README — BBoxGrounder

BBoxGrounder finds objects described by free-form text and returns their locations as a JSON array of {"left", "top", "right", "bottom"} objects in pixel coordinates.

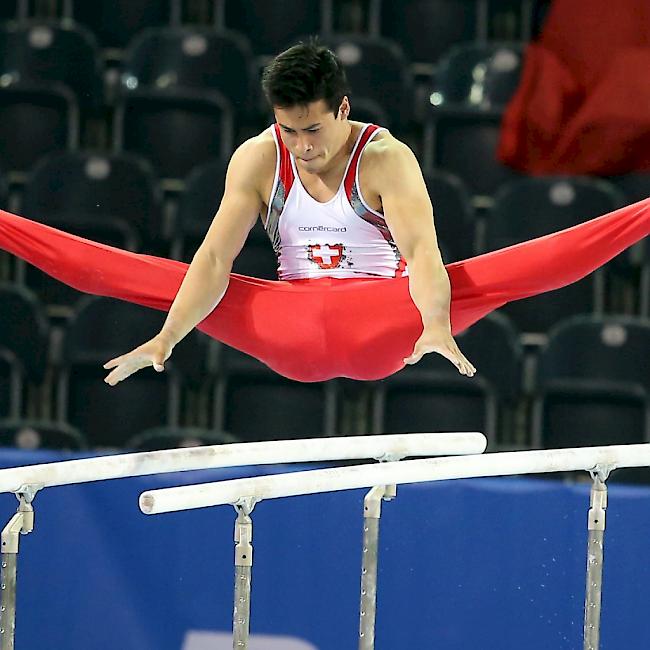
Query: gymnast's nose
[{"left": 296, "top": 134, "right": 313, "bottom": 154}]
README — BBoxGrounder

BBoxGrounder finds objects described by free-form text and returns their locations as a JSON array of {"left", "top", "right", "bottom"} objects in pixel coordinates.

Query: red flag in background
[{"left": 498, "top": 0, "right": 650, "bottom": 175}]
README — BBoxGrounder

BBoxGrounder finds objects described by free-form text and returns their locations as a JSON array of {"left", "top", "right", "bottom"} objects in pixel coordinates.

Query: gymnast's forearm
[
  {"left": 157, "top": 248, "right": 231, "bottom": 348},
  {"left": 406, "top": 247, "right": 452, "bottom": 330}
]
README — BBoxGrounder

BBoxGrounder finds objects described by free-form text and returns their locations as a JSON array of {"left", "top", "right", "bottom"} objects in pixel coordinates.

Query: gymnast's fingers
[
  {"left": 103, "top": 355, "right": 125, "bottom": 369},
  {"left": 452, "top": 341, "right": 476, "bottom": 376},
  {"left": 448, "top": 344, "right": 476, "bottom": 377},
  {"left": 434, "top": 341, "right": 475, "bottom": 377},
  {"left": 104, "top": 354, "right": 151, "bottom": 386},
  {"left": 445, "top": 350, "right": 471, "bottom": 376},
  {"left": 103, "top": 336, "right": 172, "bottom": 385}
]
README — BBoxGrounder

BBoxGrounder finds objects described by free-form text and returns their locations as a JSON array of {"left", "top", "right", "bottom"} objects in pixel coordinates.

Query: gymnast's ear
[{"left": 337, "top": 97, "right": 350, "bottom": 120}]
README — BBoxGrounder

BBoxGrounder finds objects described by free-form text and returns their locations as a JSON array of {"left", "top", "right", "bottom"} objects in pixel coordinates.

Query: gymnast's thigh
[{"left": 323, "top": 277, "right": 422, "bottom": 380}]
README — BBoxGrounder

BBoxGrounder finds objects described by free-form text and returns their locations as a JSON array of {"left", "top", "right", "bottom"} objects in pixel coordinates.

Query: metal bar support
[
  {"left": 1, "top": 486, "right": 38, "bottom": 650},
  {"left": 583, "top": 465, "right": 610, "bottom": 650},
  {"left": 359, "top": 484, "right": 396, "bottom": 650},
  {"left": 232, "top": 497, "right": 256, "bottom": 650}
]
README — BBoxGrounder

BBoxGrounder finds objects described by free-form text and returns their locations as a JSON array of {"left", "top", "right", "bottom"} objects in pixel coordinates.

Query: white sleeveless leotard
[{"left": 264, "top": 123, "right": 408, "bottom": 280}]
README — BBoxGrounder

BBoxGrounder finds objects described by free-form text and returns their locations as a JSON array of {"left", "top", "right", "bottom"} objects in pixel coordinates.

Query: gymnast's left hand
[
  {"left": 404, "top": 325, "right": 476, "bottom": 377},
  {"left": 102, "top": 334, "right": 173, "bottom": 386}
]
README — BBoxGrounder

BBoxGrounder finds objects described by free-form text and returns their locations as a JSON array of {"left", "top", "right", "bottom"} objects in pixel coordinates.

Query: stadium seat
[
  {"left": 431, "top": 42, "right": 523, "bottom": 108},
  {"left": 312, "top": 33, "right": 413, "bottom": 129},
  {"left": 18, "top": 151, "right": 164, "bottom": 308},
  {"left": 486, "top": 176, "right": 625, "bottom": 247},
  {"left": 114, "top": 87, "right": 234, "bottom": 181},
  {"left": 610, "top": 173, "right": 650, "bottom": 204},
  {"left": 222, "top": 0, "right": 326, "bottom": 56},
  {"left": 0, "top": 20, "right": 103, "bottom": 171},
  {"left": 0, "top": 418, "right": 87, "bottom": 450},
  {"left": 484, "top": 176, "right": 626, "bottom": 334},
  {"left": 346, "top": 97, "right": 390, "bottom": 131},
  {"left": 639, "top": 242, "right": 650, "bottom": 318},
  {"left": 0, "top": 283, "right": 49, "bottom": 384},
  {"left": 431, "top": 120, "right": 519, "bottom": 197},
  {"left": 71, "top": 0, "right": 177, "bottom": 50},
  {"left": 214, "top": 346, "right": 339, "bottom": 441},
  {"left": 423, "top": 170, "right": 476, "bottom": 260},
  {"left": 425, "top": 43, "right": 524, "bottom": 195},
  {"left": 125, "top": 425, "right": 240, "bottom": 451},
  {"left": 116, "top": 23, "right": 259, "bottom": 182},
  {"left": 0, "top": 168, "right": 7, "bottom": 209},
  {"left": 58, "top": 296, "right": 209, "bottom": 447},
  {"left": 171, "top": 158, "right": 226, "bottom": 260},
  {"left": 172, "top": 159, "right": 278, "bottom": 277},
  {"left": 232, "top": 235, "right": 279, "bottom": 280},
  {"left": 532, "top": 315, "right": 650, "bottom": 448},
  {"left": 372, "top": 312, "right": 522, "bottom": 442},
  {"left": 0, "top": 348, "right": 21, "bottom": 419},
  {"left": 0, "top": 20, "right": 103, "bottom": 108},
  {"left": 0, "top": 0, "right": 18, "bottom": 21},
  {"left": 121, "top": 27, "right": 256, "bottom": 122},
  {"left": 0, "top": 83, "right": 77, "bottom": 173},
  {"left": 380, "top": 0, "right": 478, "bottom": 66},
  {"left": 21, "top": 150, "right": 162, "bottom": 248}
]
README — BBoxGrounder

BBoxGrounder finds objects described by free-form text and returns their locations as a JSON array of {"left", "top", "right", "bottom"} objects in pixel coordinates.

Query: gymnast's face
[{"left": 274, "top": 98, "right": 351, "bottom": 174}]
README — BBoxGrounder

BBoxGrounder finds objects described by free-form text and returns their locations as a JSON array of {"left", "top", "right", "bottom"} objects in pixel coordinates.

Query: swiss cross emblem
[{"left": 308, "top": 244, "right": 344, "bottom": 269}]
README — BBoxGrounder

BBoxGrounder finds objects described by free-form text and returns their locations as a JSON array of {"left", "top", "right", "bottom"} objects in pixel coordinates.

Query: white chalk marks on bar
[{"left": 140, "top": 444, "right": 650, "bottom": 515}]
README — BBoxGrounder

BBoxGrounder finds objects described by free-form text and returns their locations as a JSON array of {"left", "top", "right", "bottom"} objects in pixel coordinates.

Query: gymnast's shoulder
[
  {"left": 225, "top": 131, "right": 277, "bottom": 189},
  {"left": 359, "top": 129, "right": 421, "bottom": 183}
]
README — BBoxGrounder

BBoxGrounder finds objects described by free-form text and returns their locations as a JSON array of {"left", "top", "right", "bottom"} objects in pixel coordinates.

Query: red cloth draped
[{"left": 498, "top": 0, "right": 650, "bottom": 175}]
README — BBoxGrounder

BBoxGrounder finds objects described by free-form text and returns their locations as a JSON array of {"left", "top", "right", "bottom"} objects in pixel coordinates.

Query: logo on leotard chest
[{"left": 308, "top": 244, "right": 346, "bottom": 269}]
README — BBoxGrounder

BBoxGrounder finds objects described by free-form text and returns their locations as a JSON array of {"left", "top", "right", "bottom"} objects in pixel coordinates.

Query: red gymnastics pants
[{"left": 0, "top": 199, "right": 648, "bottom": 382}]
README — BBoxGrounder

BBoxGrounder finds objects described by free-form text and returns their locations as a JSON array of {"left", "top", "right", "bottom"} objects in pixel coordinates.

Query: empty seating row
[
  {"left": 4, "top": 1, "right": 541, "bottom": 62},
  {"left": 3, "top": 23, "right": 645, "bottom": 209},
  {"left": 375, "top": 314, "right": 650, "bottom": 451},
  {"left": 0, "top": 418, "right": 238, "bottom": 451},
  {"left": 0, "top": 20, "right": 442, "bottom": 120},
  {"left": 0, "top": 291, "right": 212, "bottom": 445},
  {"left": 0, "top": 22, "right": 432, "bottom": 176}
]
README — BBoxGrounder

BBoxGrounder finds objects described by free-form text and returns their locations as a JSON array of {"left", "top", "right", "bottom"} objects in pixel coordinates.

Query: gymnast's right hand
[{"left": 103, "top": 334, "right": 173, "bottom": 386}]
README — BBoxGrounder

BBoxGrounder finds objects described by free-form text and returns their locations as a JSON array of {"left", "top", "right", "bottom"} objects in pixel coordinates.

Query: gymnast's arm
[
  {"left": 103, "top": 137, "right": 269, "bottom": 386},
  {"left": 371, "top": 138, "right": 475, "bottom": 377}
]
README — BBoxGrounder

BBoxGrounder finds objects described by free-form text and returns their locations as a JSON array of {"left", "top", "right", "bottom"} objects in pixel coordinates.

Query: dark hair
[{"left": 261, "top": 40, "right": 350, "bottom": 115}]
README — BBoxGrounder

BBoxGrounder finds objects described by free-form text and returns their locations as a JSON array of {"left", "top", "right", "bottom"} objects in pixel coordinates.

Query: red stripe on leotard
[
  {"left": 343, "top": 124, "right": 381, "bottom": 200},
  {"left": 344, "top": 124, "right": 407, "bottom": 278},
  {"left": 273, "top": 123, "right": 294, "bottom": 195}
]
